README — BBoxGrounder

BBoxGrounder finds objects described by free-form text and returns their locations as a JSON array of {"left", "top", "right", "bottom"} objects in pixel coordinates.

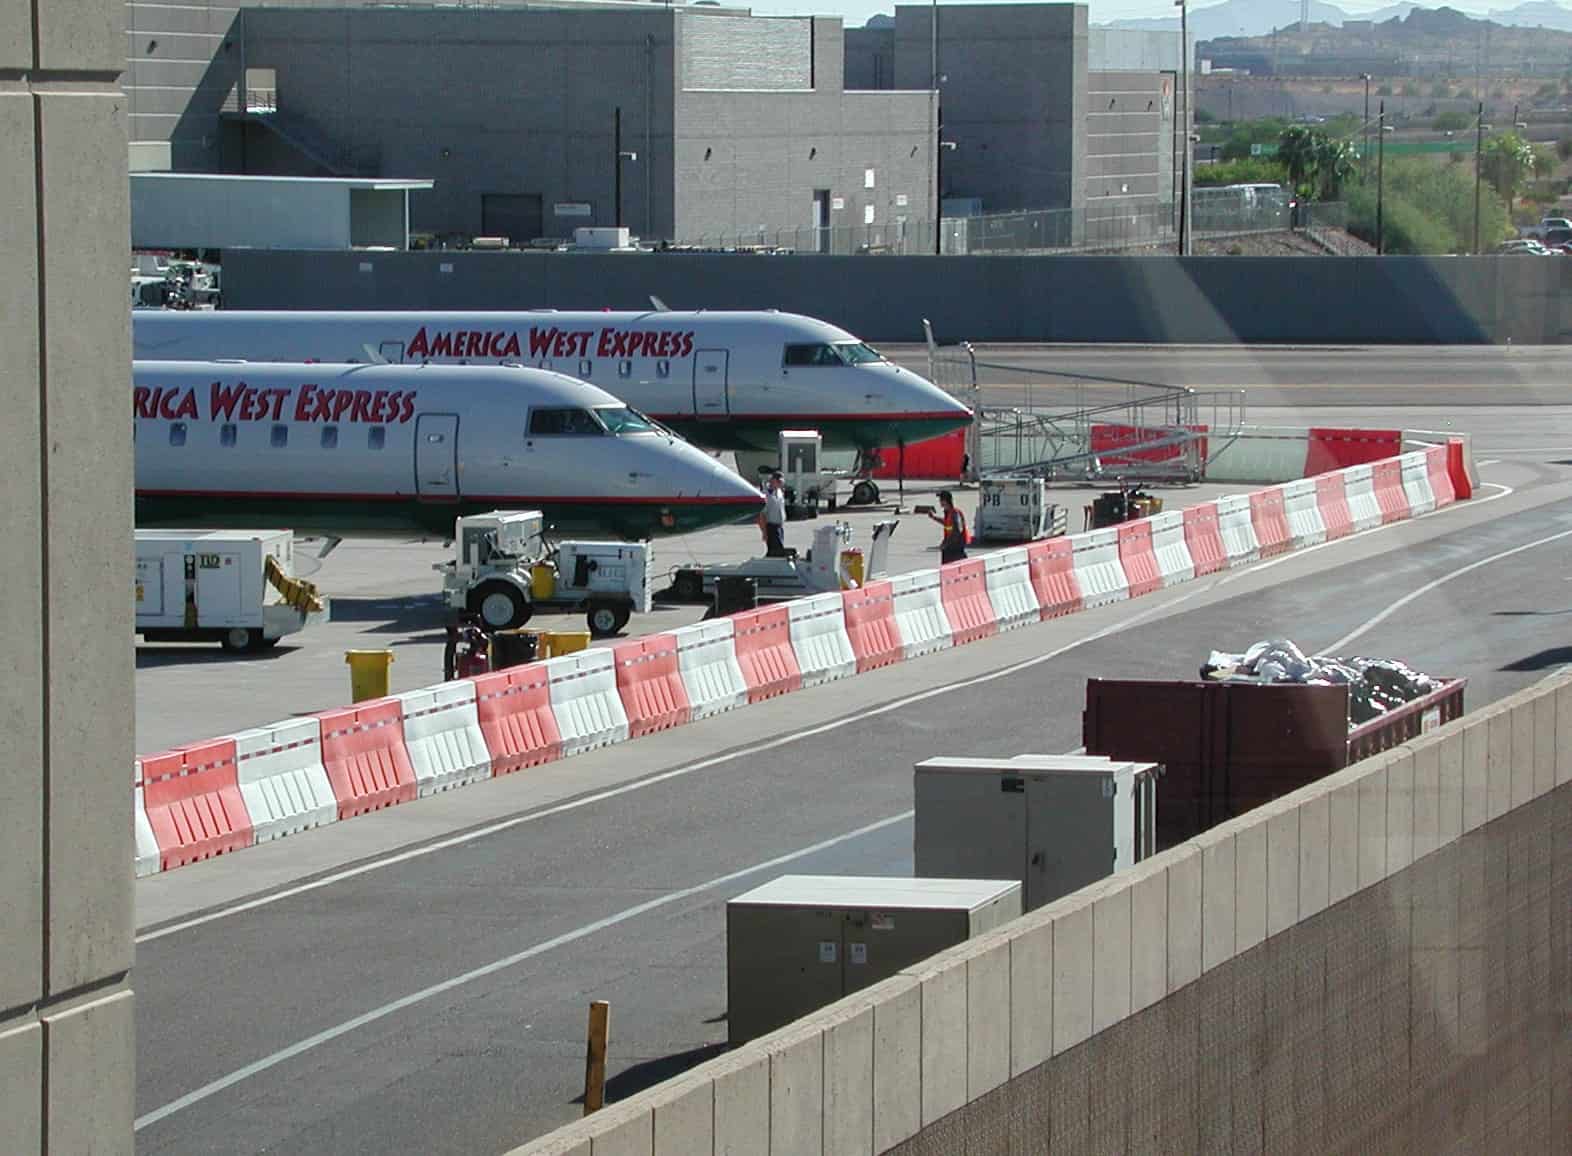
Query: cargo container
[{"left": 1082, "top": 676, "right": 1465, "bottom": 849}]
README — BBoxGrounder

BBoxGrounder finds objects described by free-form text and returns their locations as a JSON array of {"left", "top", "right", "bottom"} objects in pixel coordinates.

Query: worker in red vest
[{"left": 926, "top": 490, "right": 969, "bottom": 563}]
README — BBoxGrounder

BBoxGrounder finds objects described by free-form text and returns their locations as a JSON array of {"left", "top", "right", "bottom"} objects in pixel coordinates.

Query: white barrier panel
[
  {"left": 674, "top": 618, "right": 749, "bottom": 721},
  {"left": 1399, "top": 451, "right": 1436, "bottom": 516},
  {"left": 1280, "top": 477, "right": 1327, "bottom": 547},
  {"left": 1214, "top": 494, "right": 1261, "bottom": 567},
  {"left": 545, "top": 649, "right": 630, "bottom": 757},
  {"left": 1069, "top": 528, "right": 1130, "bottom": 608},
  {"left": 234, "top": 717, "right": 338, "bottom": 844},
  {"left": 982, "top": 547, "right": 1040, "bottom": 631},
  {"left": 133, "top": 760, "right": 161, "bottom": 878},
  {"left": 787, "top": 591, "right": 857, "bottom": 688},
  {"left": 1203, "top": 428, "right": 1311, "bottom": 484},
  {"left": 888, "top": 569, "right": 954, "bottom": 659},
  {"left": 397, "top": 680, "right": 493, "bottom": 797},
  {"left": 1148, "top": 511, "right": 1196, "bottom": 586},
  {"left": 1342, "top": 463, "right": 1383, "bottom": 531}
]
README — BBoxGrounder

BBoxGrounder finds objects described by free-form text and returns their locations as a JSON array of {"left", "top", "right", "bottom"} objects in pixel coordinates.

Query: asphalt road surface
[
  {"left": 132, "top": 454, "right": 1572, "bottom": 1156},
  {"left": 880, "top": 343, "right": 1572, "bottom": 407}
]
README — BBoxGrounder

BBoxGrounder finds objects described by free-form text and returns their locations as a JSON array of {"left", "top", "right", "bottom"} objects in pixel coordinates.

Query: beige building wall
[{"left": 1, "top": 0, "right": 136, "bottom": 1149}]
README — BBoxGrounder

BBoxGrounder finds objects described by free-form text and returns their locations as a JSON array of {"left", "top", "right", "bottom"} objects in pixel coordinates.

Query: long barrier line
[{"left": 133, "top": 440, "right": 1474, "bottom": 878}]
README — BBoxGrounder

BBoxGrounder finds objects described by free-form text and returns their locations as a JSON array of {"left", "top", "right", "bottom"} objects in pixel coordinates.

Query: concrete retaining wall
[
  {"left": 221, "top": 250, "right": 1572, "bottom": 344},
  {"left": 509, "top": 671, "right": 1572, "bottom": 1155}
]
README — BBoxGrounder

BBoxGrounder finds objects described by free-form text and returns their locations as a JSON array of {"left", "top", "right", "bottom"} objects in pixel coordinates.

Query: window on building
[{"left": 271, "top": 424, "right": 289, "bottom": 448}]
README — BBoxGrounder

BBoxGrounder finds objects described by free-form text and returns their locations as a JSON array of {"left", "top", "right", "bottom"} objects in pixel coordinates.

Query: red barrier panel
[
  {"left": 317, "top": 698, "right": 417, "bottom": 819},
  {"left": 1181, "top": 504, "right": 1228, "bottom": 576},
  {"left": 1315, "top": 472, "right": 1353, "bottom": 540},
  {"left": 842, "top": 580, "right": 904, "bottom": 672},
  {"left": 141, "top": 738, "right": 253, "bottom": 870},
  {"left": 1248, "top": 486, "right": 1292, "bottom": 558},
  {"left": 871, "top": 429, "right": 967, "bottom": 480},
  {"left": 474, "top": 664, "right": 561, "bottom": 773},
  {"left": 614, "top": 633, "right": 691, "bottom": 738},
  {"left": 938, "top": 559, "right": 998, "bottom": 645},
  {"left": 1090, "top": 423, "right": 1209, "bottom": 467},
  {"left": 1425, "top": 446, "right": 1456, "bottom": 508},
  {"left": 731, "top": 605, "right": 802, "bottom": 702},
  {"left": 1115, "top": 520, "right": 1163, "bottom": 597},
  {"left": 1447, "top": 439, "right": 1473, "bottom": 500},
  {"left": 1372, "top": 459, "right": 1411, "bottom": 524},
  {"left": 1305, "top": 428, "right": 1402, "bottom": 475},
  {"left": 1026, "top": 538, "right": 1082, "bottom": 618}
]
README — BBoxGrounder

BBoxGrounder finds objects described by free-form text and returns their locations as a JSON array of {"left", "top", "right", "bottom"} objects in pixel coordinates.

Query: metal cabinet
[
  {"left": 914, "top": 755, "right": 1162, "bottom": 911},
  {"left": 726, "top": 875, "right": 1021, "bottom": 1044}
]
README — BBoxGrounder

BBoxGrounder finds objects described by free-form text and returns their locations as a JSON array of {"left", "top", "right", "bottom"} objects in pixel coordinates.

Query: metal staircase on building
[{"left": 220, "top": 86, "right": 377, "bottom": 178}]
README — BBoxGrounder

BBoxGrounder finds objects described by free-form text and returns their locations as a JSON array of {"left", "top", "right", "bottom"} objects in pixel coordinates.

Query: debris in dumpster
[{"left": 1201, "top": 639, "right": 1441, "bottom": 728}]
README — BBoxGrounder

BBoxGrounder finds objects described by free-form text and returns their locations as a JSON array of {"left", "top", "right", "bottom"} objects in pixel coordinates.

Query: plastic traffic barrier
[
  {"left": 1025, "top": 537, "right": 1082, "bottom": 619},
  {"left": 317, "top": 699, "right": 418, "bottom": 819},
  {"left": 1446, "top": 439, "right": 1473, "bottom": 500},
  {"left": 141, "top": 738, "right": 253, "bottom": 870},
  {"left": 545, "top": 648, "right": 631, "bottom": 756},
  {"left": 132, "top": 760, "right": 161, "bottom": 877},
  {"left": 1398, "top": 451, "right": 1436, "bottom": 516},
  {"left": 1304, "top": 427, "right": 1402, "bottom": 475},
  {"left": 473, "top": 663, "right": 562, "bottom": 773},
  {"left": 1341, "top": 463, "right": 1383, "bottom": 531},
  {"left": 1069, "top": 528, "right": 1130, "bottom": 608},
  {"left": 1371, "top": 459, "right": 1410, "bottom": 524},
  {"left": 1279, "top": 478, "right": 1327, "bottom": 547},
  {"left": 938, "top": 559, "right": 998, "bottom": 645},
  {"left": 396, "top": 681, "right": 493, "bottom": 797},
  {"left": 842, "top": 579, "right": 905, "bottom": 671},
  {"left": 731, "top": 604, "right": 803, "bottom": 702},
  {"left": 982, "top": 547, "right": 1041, "bottom": 632},
  {"left": 1115, "top": 520, "right": 1163, "bottom": 598},
  {"left": 1314, "top": 472, "right": 1353, "bottom": 540},
  {"left": 888, "top": 569, "right": 954, "bottom": 658},
  {"left": 787, "top": 592, "right": 857, "bottom": 687},
  {"left": 673, "top": 618, "right": 750, "bottom": 721},
  {"left": 233, "top": 717, "right": 337, "bottom": 842},
  {"left": 613, "top": 633, "right": 692, "bottom": 739},
  {"left": 1181, "top": 504, "right": 1228, "bottom": 576},
  {"left": 1149, "top": 510, "right": 1196, "bottom": 586},
  {"left": 1248, "top": 486, "right": 1292, "bottom": 559},
  {"left": 1214, "top": 494, "right": 1261, "bottom": 567},
  {"left": 1426, "top": 445, "right": 1457, "bottom": 508}
]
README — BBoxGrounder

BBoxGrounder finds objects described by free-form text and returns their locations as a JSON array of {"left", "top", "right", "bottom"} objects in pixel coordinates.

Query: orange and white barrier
[
  {"left": 673, "top": 618, "right": 750, "bottom": 720},
  {"left": 1149, "top": 511, "right": 1196, "bottom": 586},
  {"left": 982, "top": 547, "right": 1041, "bottom": 632},
  {"left": 1214, "top": 494, "right": 1261, "bottom": 567},
  {"left": 889, "top": 569, "right": 954, "bottom": 658},
  {"left": 234, "top": 717, "right": 337, "bottom": 842},
  {"left": 546, "top": 649, "right": 630, "bottom": 757},
  {"left": 396, "top": 681, "right": 493, "bottom": 796},
  {"left": 786, "top": 592, "right": 858, "bottom": 686},
  {"left": 132, "top": 760, "right": 161, "bottom": 878},
  {"left": 1280, "top": 478, "right": 1327, "bottom": 547},
  {"left": 1069, "top": 528, "right": 1129, "bottom": 609}
]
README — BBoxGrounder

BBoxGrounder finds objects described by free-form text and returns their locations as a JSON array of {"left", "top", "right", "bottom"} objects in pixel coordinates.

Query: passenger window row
[{"left": 160, "top": 423, "right": 387, "bottom": 450}]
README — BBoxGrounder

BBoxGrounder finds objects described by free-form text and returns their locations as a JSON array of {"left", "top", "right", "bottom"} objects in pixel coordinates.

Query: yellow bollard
[
  {"left": 345, "top": 649, "right": 394, "bottom": 702},
  {"left": 544, "top": 631, "right": 591, "bottom": 658},
  {"left": 582, "top": 1000, "right": 610, "bottom": 1116}
]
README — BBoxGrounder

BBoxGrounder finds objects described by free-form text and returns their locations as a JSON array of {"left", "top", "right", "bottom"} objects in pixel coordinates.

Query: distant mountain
[{"left": 1098, "top": 0, "right": 1572, "bottom": 38}]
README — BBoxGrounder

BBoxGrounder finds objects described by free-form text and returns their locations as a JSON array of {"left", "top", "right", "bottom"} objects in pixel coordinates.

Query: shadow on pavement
[
  {"left": 135, "top": 645, "right": 294, "bottom": 668},
  {"left": 1499, "top": 646, "right": 1572, "bottom": 672},
  {"left": 574, "top": 1042, "right": 730, "bottom": 1107}
]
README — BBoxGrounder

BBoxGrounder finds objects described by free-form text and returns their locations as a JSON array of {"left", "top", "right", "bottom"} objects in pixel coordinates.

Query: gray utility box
[
  {"left": 914, "top": 755, "right": 1162, "bottom": 912},
  {"left": 726, "top": 875, "right": 1021, "bottom": 1045}
]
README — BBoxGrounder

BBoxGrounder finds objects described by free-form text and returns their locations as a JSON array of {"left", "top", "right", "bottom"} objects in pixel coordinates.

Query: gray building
[{"left": 123, "top": 1, "right": 934, "bottom": 247}]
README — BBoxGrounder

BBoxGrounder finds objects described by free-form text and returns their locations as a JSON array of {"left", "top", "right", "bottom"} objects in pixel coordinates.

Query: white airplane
[
  {"left": 132, "top": 309, "right": 972, "bottom": 456},
  {"left": 133, "top": 360, "right": 764, "bottom": 539}
]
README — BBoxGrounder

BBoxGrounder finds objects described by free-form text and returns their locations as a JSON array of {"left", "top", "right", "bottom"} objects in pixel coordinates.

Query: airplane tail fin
[{"left": 649, "top": 295, "right": 670, "bottom": 312}]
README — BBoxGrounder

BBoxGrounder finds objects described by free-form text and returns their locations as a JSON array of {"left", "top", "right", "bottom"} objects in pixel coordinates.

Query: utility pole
[
  {"left": 1474, "top": 101, "right": 1484, "bottom": 254},
  {"left": 1362, "top": 75, "right": 1371, "bottom": 181},
  {"left": 1177, "top": 0, "right": 1191, "bottom": 256},
  {"left": 1376, "top": 100, "right": 1385, "bottom": 255},
  {"left": 614, "top": 106, "right": 623, "bottom": 228},
  {"left": 931, "top": 0, "right": 940, "bottom": 255}
]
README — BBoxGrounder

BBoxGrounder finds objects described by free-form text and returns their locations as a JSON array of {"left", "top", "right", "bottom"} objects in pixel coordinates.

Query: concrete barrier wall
[
  {"left": 509, "top": 671, "right": 1572, "bottom": 1156},
  {"left": 222, "top": 250, "right": 1572, "bottom": 344}
]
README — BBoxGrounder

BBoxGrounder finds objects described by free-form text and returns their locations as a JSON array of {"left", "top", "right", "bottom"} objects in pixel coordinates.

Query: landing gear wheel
[
  {"left": 850, "top": 480, "right": 880, "bottom": 506},
  {"left": 587, "top": 601, "right": 632, "bottom": 638},
  {"left": 468, "top": 580, "right": 532, "bottom": 631},
  {"left": 671, "top": 570, "right": 704, "bottom": 602},
  {"left": 220, "top": 627, "right": 264, "bottom": 654}
]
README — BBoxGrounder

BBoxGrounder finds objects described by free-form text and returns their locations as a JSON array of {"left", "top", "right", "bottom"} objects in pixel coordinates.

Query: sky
[{"left": 734, "top": 0, "right": 1510, "bottom": 30}]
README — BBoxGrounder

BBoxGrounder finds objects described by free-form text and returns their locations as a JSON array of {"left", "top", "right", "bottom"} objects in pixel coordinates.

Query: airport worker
[
  {"left": 926, "top": 489, "right": 969, "bottom": 563},
  {"left": 761, "top": 471, "right": 789, "bottom": 557}
]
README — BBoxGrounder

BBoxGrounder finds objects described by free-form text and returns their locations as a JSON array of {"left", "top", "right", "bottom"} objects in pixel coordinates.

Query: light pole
[
  {"left": 613, "top": 107, "right": 637, "bottom": 229},
  {"left": 1376, "top": 100, "right": 1385, "bottom": 255},
  {"left": 1176, "top": 0, "right": 1191, "bottom": 256},
  {"left": 1474, "top": 101, "right": 1484, "bottom": 254},
  {"left": 1361, "top": 74, "right": 1371, "bottom": 180},
  {"left": 931, "top": 0, "right": 940, "bottom": 255}
]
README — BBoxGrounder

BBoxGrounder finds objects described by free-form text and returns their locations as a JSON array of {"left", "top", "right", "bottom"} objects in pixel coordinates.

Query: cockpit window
[
  {"left": 528, "top": 407, "right": 605, "bottom": 436},
  {"left": 835, "top": 341, "right": 884, "bottom": 364},
  {"left": 783, "top": 343, "right": 844, "bottom": 367},
  {"left": 595, "top": 405, "right": 658, "bottom": 435}
]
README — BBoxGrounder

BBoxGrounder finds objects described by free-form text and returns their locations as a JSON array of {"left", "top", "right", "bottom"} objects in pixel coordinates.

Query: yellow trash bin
[
  {"left": 530, "top": 563, "right": 556, "bottom": 600},
  {"left": 543, "top": 631, "right": 591, "bottom": 658},
  {"left": 839, "top": 548, "right": 865, "bottom": 589},
  {"left": 345, "top": 649, "right": 394, "bottom": 702}
]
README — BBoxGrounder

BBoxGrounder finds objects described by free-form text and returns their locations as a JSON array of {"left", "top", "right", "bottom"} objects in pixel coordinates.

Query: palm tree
[{"left": 1278, "top": 125, "right": 1321, "bottom": 198}]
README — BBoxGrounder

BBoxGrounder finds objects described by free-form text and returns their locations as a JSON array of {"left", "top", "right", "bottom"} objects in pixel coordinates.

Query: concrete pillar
[{"left": 0, "top": 0, "right": 134, "bottom": 1148}]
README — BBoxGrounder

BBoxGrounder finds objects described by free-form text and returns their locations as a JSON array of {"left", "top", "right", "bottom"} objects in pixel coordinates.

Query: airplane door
[
  {"left": 692, "top": 348, "right": 729, "bottom": 418},
  {"left": 415, "top": 414, "right": 460, "bottom": 500}
]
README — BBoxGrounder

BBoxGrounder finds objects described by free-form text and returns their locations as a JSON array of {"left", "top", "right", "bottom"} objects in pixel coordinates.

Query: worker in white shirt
[{"left": 761, "top": 471, "right": 788, "bottom": 557}]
